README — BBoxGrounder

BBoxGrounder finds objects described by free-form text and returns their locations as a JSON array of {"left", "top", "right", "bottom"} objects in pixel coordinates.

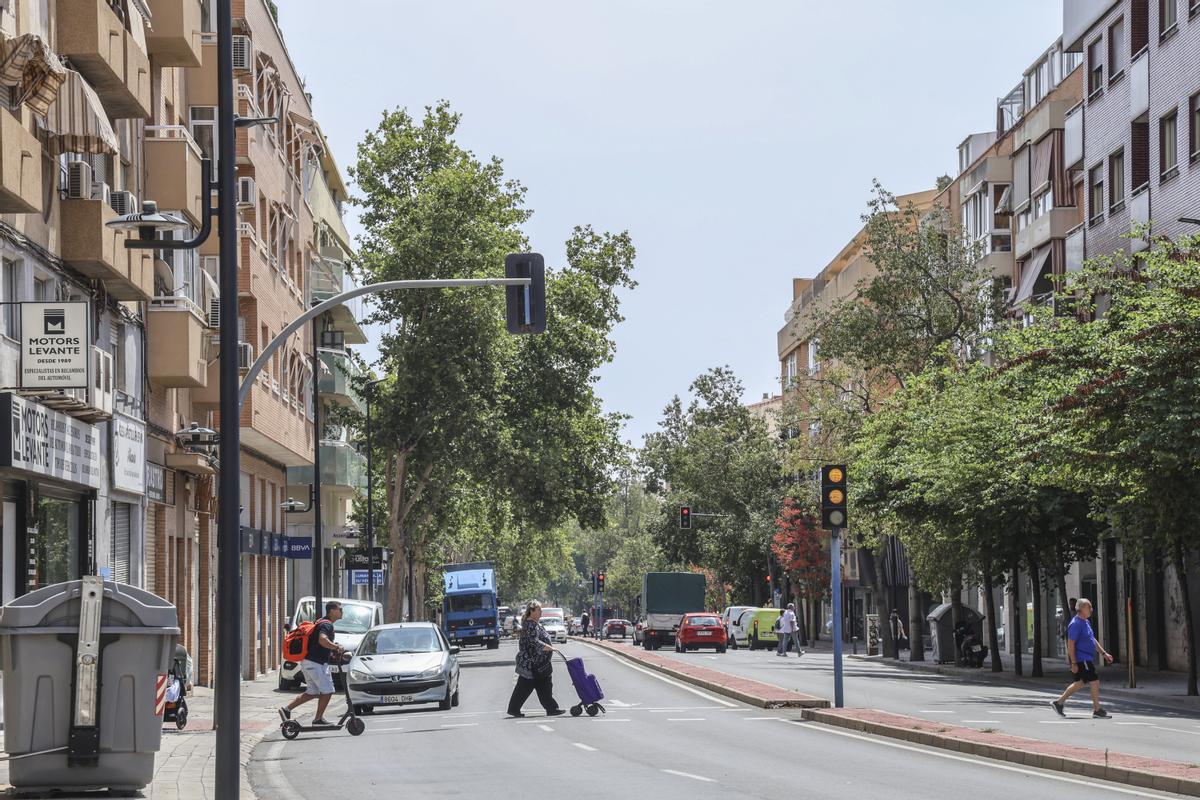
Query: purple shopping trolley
[{"left": 561, "top": 653, "right": 606, "bottom": 717}]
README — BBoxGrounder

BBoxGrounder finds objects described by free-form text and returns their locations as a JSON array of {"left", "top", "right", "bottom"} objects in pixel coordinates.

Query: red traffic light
[{"left": 679, "top": 506, "right": 691, "bottom": 530}]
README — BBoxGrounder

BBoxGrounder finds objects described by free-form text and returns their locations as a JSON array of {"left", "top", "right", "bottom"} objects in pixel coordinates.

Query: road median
[
  {"left": 576, "top": 637, "right": 829, "bottom": 709},
  {"left": 801, "top": 707, "right": 1200, "bottom": 796}
]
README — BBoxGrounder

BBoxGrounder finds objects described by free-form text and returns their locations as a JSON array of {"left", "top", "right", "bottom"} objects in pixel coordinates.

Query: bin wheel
[
  {"left": 175, "top": 707, "right": 188, "bottom": 729},
  {"left": 586, "top": 704, "right": 599, "bottom": 717},
  {"left": 347, "top": 717, "right": 365, "bottom": 736},
  {"left": 281, "top": 720, "right": 302, "bottom": 740},
  {"left": 570, "top": 705, "right": 583, "bottom": 717}
]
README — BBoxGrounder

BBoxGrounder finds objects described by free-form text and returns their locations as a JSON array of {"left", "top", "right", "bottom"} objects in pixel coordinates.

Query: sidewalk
[{"left": 0, "top": 671, "right": 285, "bottom": 799}]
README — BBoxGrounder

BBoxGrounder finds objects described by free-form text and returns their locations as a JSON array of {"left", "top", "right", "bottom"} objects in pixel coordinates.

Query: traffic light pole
[{"left": 831, "top": 527, "right": 844, "bottom": 708}]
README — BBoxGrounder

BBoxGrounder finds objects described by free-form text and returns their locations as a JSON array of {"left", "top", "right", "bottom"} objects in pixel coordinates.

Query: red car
[
  {"left": 675, "top": 613, "right": 728, "bottom": 653},
  {"left": 602, "top": 619, "right": 628, "bottom": 639}
]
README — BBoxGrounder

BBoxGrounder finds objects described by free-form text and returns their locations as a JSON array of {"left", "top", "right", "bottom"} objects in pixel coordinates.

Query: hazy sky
[{"left": 278, "top": 1, "right": 1063, "bottom": 445}]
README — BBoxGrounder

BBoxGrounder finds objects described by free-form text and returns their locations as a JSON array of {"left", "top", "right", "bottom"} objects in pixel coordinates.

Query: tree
[{"left": 772, "top": 499, "right": 830, "bottom": 643}]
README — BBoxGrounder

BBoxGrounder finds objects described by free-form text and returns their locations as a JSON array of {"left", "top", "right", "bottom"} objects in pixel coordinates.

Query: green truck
[{"left": 639, "top": 572, "right": 706, "bottom": 650}]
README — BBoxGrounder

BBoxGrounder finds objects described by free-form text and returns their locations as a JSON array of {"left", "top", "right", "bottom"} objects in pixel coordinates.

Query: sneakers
[
  {"left": 506, "top": 711, "right": 525, "bottom": 718},
  {"left": 311, "top": 718, "right": 332, "bottom": 726},
  {"left": 547, "top": 709, "right": 566, "bottom": 717},
  {"left": 1049, "top": 700, "right": 1065, "bottom": 717},
  {"left": 1093, "top": 708, "right": 1111, "bottom": 719},
  {"left": 278, "top": 707, "right": 291, "bottom": 722}
]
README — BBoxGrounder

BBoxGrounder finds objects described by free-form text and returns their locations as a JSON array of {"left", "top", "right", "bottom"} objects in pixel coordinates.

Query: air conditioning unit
[
  {"left": 91, "top": 181, "right": 111, "bottom": 206},
  {"left": 110, "top": 190, "right": 137, "bottom": 216},
  {"left": 207, "top": 296, "right": 220, "bottom": 329},
  {"left": 237, "top": 342, "right": 254, "bottom": 371},
  {"left": 66, "top": 161, "right": 93, "bottom": 199},
  {"left": 238, "top": 176, "right": 255, "bottom": 206},
  {"left": 200, "top": 262, "right": 220, "bottom": 328},
  {"left": 89, "top": 347, "right": 114, "bottom": 417},
  {"left": 232, "top": 35, "right": 252, "bottom": 71}
]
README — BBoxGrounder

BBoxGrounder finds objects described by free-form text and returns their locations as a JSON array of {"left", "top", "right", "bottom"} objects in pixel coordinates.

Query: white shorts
[{"left": 300, "top": 660, "right": 334, "bottom": 695}]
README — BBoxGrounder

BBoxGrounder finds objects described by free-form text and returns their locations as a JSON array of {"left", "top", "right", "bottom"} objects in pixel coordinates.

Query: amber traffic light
[{"left": 821, "top": 464, "right": 848, "bottom": 529}]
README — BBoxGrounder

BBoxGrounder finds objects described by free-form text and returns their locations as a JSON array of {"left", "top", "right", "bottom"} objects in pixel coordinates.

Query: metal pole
[
  {"left": 365, "top": 387, "right": 374, "bottom": 605},
  {"left": 312, "top": 316, "right": 324, "bottom": 617},
  {"left": 214, "top": 0, "right": 240, "bottom": 791},
  {"left": 407, "top": 550, "right": 414, "bottom": 621},
  {"left": 831, "top": 527, "right": 844, "bottom": 708}
]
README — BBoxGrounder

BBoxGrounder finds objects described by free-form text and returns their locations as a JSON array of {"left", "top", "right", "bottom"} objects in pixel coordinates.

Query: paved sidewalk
[
  {"left": 802, "top": 706, "right": 1200, "bottom": 797},
  {"left": 0, "top": 671, "right": 285, "bottom": 799}
]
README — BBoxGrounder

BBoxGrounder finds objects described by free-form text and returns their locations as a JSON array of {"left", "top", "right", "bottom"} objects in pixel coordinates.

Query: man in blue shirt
[{"left": 1050, "top": 598, "right": 1113, "bottom": 718}]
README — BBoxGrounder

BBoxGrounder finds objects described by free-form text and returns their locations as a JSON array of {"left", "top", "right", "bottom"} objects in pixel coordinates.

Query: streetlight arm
[
  {"left": 237, "top": 277, "right": 530, "bottom": 408},
  {"left": 125, "top": 159, "right": 217, "bottom": 250}
]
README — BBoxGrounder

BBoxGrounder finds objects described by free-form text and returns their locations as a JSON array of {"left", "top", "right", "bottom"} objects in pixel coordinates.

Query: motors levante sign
[
  {"left": 19, "top": 302, "right": 89, "bottom": 389},
  {"left": 0, "top": 393, "right": 102, "bottom": 489}
]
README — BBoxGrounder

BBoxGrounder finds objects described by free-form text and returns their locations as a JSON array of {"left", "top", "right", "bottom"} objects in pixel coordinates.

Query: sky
[{"left": 277, "top": 0, "right": 1064, "bottom": 445}]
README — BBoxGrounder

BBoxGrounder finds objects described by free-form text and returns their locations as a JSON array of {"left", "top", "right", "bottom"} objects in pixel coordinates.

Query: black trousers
[{"left": 507, "top": 672, "right": 559, "bottom": 714}]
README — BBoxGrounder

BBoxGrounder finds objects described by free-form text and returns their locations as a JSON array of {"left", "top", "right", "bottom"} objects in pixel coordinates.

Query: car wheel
[
  {"left": 451, "top": 686, "right": 460, "bottom": 708},
  {"left": 278, "top": 674, "right": 300, "bottom": 691},
  {"left": 717, "top": 645, "right": 727, "bottom": 654},
  {"left": 750, "top": 634, "right": 758, "bottom": 651},
  {"left": 438, "top": 685, "right": 453, "bottom": 711}
]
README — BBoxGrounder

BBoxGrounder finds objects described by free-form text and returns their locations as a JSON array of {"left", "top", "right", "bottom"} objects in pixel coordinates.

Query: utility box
[
  {"left": 0, "top": 577, "right": 179, "bottom": 793},
  {"left": 927, "top": 602, "right": 985, "bottom": 664}
]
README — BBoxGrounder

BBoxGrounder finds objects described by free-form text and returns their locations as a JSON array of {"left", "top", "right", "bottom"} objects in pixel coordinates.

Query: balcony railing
[
  {"left": 144, "top": 125, "right": 205, "bottom": 224},
  {"left": 1064, "top": 102, "right": 1083, "bottom": 170},
  {"left": 287, "top": 440, "right": 367, "bottom": 492},
  {"left": 1130, "top": 49, "right": 1149, "bottom": 121},
  {"left": 1065, "top": 223, "right": 1085, "bottom": 273},
  {"left": 145, "top": 0, "right": 203, "bottom": 67},
  {"left": 318, "top": 349, "right": 364, "bottom": 411}
]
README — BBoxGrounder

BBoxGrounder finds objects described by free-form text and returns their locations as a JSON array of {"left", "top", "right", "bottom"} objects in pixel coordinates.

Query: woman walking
[{"left": 506, "top": 600, "right": 564, "bottom": 718}]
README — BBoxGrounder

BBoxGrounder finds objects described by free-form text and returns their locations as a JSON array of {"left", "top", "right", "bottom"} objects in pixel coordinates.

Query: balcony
[
  {"left": 0, "top": 107, "right": 41, "bottom": 213},
  {"left": 188, "top": 38, "right": 219, "bottom": 107},
  {"left": 166, "top": 450, "right": 213, "bottom": 475},
  {"left": 57, "top": 0, "right": 150, "bottom": 118},
  {"left": 1015, "top": 207, "right": 1080, "bottom": 259},
  {"left": 318, "top": 349, "right": 364, "bottom": 412},
  {"left": 310, "top": 249, "right": 367, "bottom": 344},
  {"left": 1064, "top": 103, "right": 1083, "bottom": 170},
  {"left": 60, "top": 199, "right": 152, "bottom": 300},
  {"left": 1018, "top": 99, "right": 1076, "bottom": 146},
  {"left": 977, "top": 248, "right": 1015, "bottom": 281},
  {"left": 1065, "top": 224, "right": 1085, "bottom": 273},
  {"left": 147, "top": 297, "right": 208, "bottom": 388},
  {"left": 1129, "top": 185, "right": 1150, "bottom": 253},
  {"left": 145, "top": 0, "right": 203, "bottom": 67},
  {"left": 1130, "top": 49, "right": 1149, "bottom": 121},
  {"left": 959, "top": 156, "right": 1012, "bottom": 196},
  {"left": 287, "top": 441, "right": 366, "bottom": 494},
  {"left": 143, "top": 126, "right": 205, "bottom": 225}
]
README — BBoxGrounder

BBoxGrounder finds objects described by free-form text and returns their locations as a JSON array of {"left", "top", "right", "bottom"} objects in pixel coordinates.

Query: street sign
[
  {"left": 19, "top": 302, "right": 89, "bottom": 389},
  {"left": 350, "top": 569, "right": 384, "bottom": 587},
  {"left": 343, "top": 547, "right": 385, "bottom": 570}
]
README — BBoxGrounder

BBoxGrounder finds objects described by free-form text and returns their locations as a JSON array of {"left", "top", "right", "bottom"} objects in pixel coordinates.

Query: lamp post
[
  {"left": 311, "top": 311, "right": 326, "bottom": 620},
  {"left": 363, "top": 378, "right": 386, "bottom": 606}
]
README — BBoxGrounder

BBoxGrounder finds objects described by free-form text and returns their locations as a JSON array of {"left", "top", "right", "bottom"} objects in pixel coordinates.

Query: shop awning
[
  {"left": 0, "top": 33, "right": 67, "bottom": 117},
  {"left": 43, "top": 70, "right": 120, "bottom": 157}
]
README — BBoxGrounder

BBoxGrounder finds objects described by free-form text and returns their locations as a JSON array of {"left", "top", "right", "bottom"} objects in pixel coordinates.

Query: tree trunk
[
  {"left": 950, "top": 571, "right": 963, "bottom": 665},
  {"left": 1173, "top": 542, "right": 1198, "bottom": 696},
  {"left": 907, "top": 565, "right": 924, "bottom": 662},
  {"left": 983, "top": 563, "right": 1002, "bottom": 672},
  {"left": 1054, "top": 543, "right": 1069, "bottom": 646},
  {"left": 385, "top": 451, "right": 408, "bottom": 623},
  {"left": 1029, "top": 555, "right": 1043, "bottom": 678},
  {"left": 866, "top": 548, "right": 894, "bottom": 659},
  {"left": 387, "top": 554, "right": 406, "bottom": 624},
  {"left": 1011, "top": 560, "right": 1023, "bottom": 677}
]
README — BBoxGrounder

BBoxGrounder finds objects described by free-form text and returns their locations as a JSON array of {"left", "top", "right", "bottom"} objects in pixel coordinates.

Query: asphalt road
[
  {"left": 624, "top": 637, "right": 1200, "bottom": 764},
  {"left": 248, "top": 639, "right": 1189, "bottom": 800}
]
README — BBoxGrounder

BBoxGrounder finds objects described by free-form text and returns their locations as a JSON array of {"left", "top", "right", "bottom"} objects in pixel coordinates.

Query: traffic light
[
  {"left": 821, "top": 464, "right": 848, "bottom": 529},
  {"left": 679, "top": 506, "right": 691, "bottom": 530},
  {"left": 597, "top": 572, "right": 605, "bottom": 592},
  {"left": 505, "top": 253, "right": 546, "bottom": 334}
]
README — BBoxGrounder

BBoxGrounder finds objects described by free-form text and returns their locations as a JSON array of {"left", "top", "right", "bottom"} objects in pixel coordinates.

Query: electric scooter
[{"left": 280, "top": 653, "right": 365, "bottom": 739}]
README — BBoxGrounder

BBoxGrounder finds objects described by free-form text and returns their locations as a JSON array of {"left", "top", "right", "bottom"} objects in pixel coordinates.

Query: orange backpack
[{"left": 283, "top": 619, "right": 323, "bottom": 662}]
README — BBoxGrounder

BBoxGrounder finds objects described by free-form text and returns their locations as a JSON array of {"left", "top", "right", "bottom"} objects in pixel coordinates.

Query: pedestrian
[
  {"left": 506, "top": 600, "right": 565, "bottom": 718},
  {"left": 1050, "top": 598, "right": 1114, "bottom": 719},
  {"left": 279, "top": 601, "right": 344, "bottom": 726},
  {"left": 889, "top": 608, "right": 907, "bottom": 657},
  {"left": 580, "top": 610, "right": 590, "bottom": 637},
  {"left": 776, "top": 602, "right": 804, "bottom": 658}
]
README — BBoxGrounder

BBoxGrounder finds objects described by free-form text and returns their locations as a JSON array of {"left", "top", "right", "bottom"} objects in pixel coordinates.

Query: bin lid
[
  {"left": 926, "top": 602, "right": 985, "bottom": 623},
  {"left": 0, "top": 579, "right": 178, "bottom": 630}
]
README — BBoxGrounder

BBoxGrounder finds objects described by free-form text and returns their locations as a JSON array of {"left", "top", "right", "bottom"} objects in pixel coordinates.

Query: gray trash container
[
  {"left": 0, "top": 577, "right": 179, "bottom": 793},
  {"left": 926, "top": 602, "right": 984, "bottom": 664}
]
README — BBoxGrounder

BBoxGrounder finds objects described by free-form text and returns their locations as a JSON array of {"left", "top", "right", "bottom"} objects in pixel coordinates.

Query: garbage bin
[
  {"left": 0, "top": 577, "right": 179, "bottom": 793},
  {"left": 926, "top": 602, "right": 984, "bottom": 664}
]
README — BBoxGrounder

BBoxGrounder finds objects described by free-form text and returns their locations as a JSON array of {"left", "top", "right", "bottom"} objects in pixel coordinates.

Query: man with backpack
[{"left": 279, "top": 601, "right": 344, "bottom": 725}]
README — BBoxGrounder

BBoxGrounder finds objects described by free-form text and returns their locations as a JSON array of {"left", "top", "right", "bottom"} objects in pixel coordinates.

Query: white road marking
[
  {"left": 1115, "top": 722, "right": 1155, "bottom": 726},
  {"left": 916, "top": 710, "right": 954, "bottom": 714},
  {"left": 440, "top": 723, "right": 478, "bottom": 728},
  {"left": 1150, "top": 725, "right": 1200, "bottom": 736},
  {"left": 987, "top": 711, "right": 1025, "bottom": 715},
  {"left": 595, "top": 718, "right": 631, "bottom": 722},
  {"left": 667, "top": 718, "right": 705, "bottom": 722},
  {"left": 790, "top": 722, "right": 1173, "bottom": 798},
  {"left": 538, "top": 724, "right": 554, "bottom": 732},
  {"left": 662, "top": 769, "right": 716, "bottom": 783},
  {"left": 583, "top": 644, "right": 738, "bottom": 706},
  {"left": 573, "top": 742, "right": 597, "bottom": 751},
  {"left": 962, "top": 720, "right": 1002, "bottom": 725}
]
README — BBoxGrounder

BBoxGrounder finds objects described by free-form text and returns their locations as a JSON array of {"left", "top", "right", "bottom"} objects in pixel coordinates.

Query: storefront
[{"left": 0, "top": 393, "right": 103, "bottom": 599}]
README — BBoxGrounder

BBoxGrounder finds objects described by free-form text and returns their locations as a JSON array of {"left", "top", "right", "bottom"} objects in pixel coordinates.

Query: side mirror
[
  {"left": 449, "top": 646, "right": 460, "bottom": 655},
  {"left": 283, "top": 616, "right": 293, "bottom": 632}
]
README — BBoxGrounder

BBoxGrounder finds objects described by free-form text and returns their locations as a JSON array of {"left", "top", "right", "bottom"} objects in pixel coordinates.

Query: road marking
[
  {"left": 584, "top": 644, "right": 738, "bottom": 706},
  {"left": 1151, "top": 725, "right": 1200, "bottom": 736},
  {"left": 987, "top": 711, "right": 1025, "bottom": 715},
  {"left": 662, "top": 769, "right": 716, "bottom": 783},
  {"left": 516, "top": 720, "right": 547, "bottom": 724},
  {"left": 962, "top": 720, "right": 1002, "bottom": 725},
  {"left": 916, "top": 710, "right": 954, "bottom": 714},
  {"left": 594, "top": 718, "right": 631, "bottom": 722},
  {"left": 1038, "top": 720, "right": 1080, "bottom": 724},
  {"left": 440, "top": 723, "right": 478, "bottom": 728},
  {"left": 789, "top": 722, "right": 1172, "bottom": 798},
  {"left": 742, "top": 716, "right": 780, "bottom": 721},
  {"left": 667, "top": 718, "right": 705, "bottom": 722},
  {"left": 1116, "top": 722, "right": 1155, "bottom": 726},
  {"left": 572, "top": 742, "right": 597, "bottom": 751},
  {"left": 538, "top": 724, "right": 554, "bottom": 732}
]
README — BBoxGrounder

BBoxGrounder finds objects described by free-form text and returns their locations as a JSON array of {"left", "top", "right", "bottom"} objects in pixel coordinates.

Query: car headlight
[
  {"left": 349, "top": 668, "right": 372, "bottom": 682},
  {"left": 417, "top": 665, "right": 443, "bottom": 679}
]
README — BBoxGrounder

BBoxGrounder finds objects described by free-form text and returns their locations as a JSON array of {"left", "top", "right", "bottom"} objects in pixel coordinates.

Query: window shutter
[
  {"left": 1013, "top": 146, "right": 1031, "bottom": 210},
  {"left": 111, "top": 502, "right": 131, "bottom": 584}
]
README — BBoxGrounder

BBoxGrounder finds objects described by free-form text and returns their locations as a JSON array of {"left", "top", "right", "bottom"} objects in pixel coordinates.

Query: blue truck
[{"left": 441, "top": 561, "right": 500, "bottom": 649}]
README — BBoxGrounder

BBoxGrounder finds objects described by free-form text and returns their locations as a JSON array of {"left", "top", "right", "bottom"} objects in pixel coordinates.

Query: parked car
[
  {"left": 632, "top": 619, "right": 645, "bottom": 645},
  {"left": 280, "top": 596, "right": 384, "bottom": 690},
  {"left": 675, "top": 613, "right": 728, "bottom": 653},
  {"left": 602, "top": 619, "right": 629, "bottom": 639},
  {"left": 347, "top": 622, "right": 460, "bottom": 714},
  {"left": 721, "top": 605, "right": 755, "bottom": 649},
  {"left": 742, "top": 608, "right": 784, "bottom": 651},
  {"left": 541, "top": 616, "right": 568, "bottom": 643}
]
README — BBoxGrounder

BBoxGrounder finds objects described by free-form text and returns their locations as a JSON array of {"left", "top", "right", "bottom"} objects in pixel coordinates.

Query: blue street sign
[
  {"left": 286, "top": 537, "right": 312, "bottom": 559},
  {"left": 350, "top": 569, "right": 384, "bottom": 586}
]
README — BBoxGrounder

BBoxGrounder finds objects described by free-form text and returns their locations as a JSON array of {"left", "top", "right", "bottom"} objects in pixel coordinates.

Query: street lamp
[
  {"left": 174, "top": 422, "right": 217, "bottom": 452},
  {"left": 363, "top": 378, "right": 386, "bottom": 606}
]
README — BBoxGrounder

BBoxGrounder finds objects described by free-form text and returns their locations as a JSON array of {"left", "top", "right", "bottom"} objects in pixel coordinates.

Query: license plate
[
  {"left": 696, "top": 631, "right": 712, "bottom": 636},
  {"left": 381, "top": 694, "right": 414, "bottom": 704}
]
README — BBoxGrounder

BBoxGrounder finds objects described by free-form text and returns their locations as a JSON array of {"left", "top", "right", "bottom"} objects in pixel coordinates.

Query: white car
[
  {"left": 279, "top": 597, "right": 384, "bottom": 690},
  {"left": 721, "top": 605, "right": 755, "bottom": 649},
  {"left": 541, "top": 617, "right": 568, "bottom": 643},
  {"left": 347, "top": 622, "right": 461, "bottom": 714}
]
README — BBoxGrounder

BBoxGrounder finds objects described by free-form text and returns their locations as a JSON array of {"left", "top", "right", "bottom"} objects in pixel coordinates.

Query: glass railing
[
  {"left": 287, "top": 440, "right": 367, "bottom": 491},
  {"left": 318, "top": 349, "right": 365, "bottom": 410}
]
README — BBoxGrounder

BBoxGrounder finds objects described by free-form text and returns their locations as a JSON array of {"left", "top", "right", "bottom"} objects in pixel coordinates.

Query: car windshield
[
  {"left": 542, "top": 619, "right": 562, "bottom": 627},
  {"left": 688, "top": 616, "right": 720, "bottom": 626},
  {"left": 359, "top": 627, "right": 443, "bottom": 655},
  {"left": 296, "top": 601, "right": 376, "bottom": 634},
  {"left": 447, "top": 592, "right": 494, "bottom": 613}
]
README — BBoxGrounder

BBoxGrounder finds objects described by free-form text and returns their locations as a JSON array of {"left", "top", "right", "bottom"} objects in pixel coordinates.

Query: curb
[
  {"left": 801, "top": 708, "right": 1200, "bottom": 797},
  {"left": 576, "top": 637, "right": 829, "bottom": 709}
]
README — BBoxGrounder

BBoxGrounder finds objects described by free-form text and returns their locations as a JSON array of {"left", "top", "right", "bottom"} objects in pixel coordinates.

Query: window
[
  {"left": 189, "top": 107, "right": 217, "bottom": 179},
  {"left": 1160, "top": 110, "right": 1178, "bottom": 177},
  {"left": 1108, "top": 19, "right": 1125, "bottom": 80},
  {"left": 1033, "top": 186, "right": 1054, "bottom": 219},
  {"left": 200, "top": 0, "right": 216, "bottom": 32},
  {"left": 1131, "top": 119, "right": 1150, "bottom": 189},
  {"left": 1087, "top": 38, "right": 1104, "bottom": 96},
  {"left": 113, "top": 322, "right": 127, "bottom": 393},
  {"left": 784, "top": 352, "right": 796, "bottom": 384},
  {"left": 1131, "top": 0, "right": 1149, "bottom": 53},
  {"left": 1089, "top": 165, "right": 1105, "bottom": 223},
  {"left": 1190, "top": 93, "right": 1200, "bottom": 160},
  {"left": 807, "top": 338, "right": 820, "bottom": 373},
  {"left": 1161, "top": 0, "right": 1177, "bottom": 36},
  {"left": 1108, "top": 149, "right": 1125, "bottom": 210},
  {"left": 1018, "top": 207, "right": 1032, "bottom": 231},
  {"left": 0, "top": 258, "right": 18, "bottom": 339}
]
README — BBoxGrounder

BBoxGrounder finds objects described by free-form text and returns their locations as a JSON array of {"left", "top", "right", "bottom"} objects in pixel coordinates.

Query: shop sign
[
  {"left": 285, "top": 537, "right": 312, "bottom": 559},
  {"left": 343, "top": 547, "right": 385, "bottom": 570},
  {"left": 111, "top": 412, "right": 145, "bottom": 495},
  {"left": 146, "top": 463, "right": 176, "bottom": 505},
  {"left": 19, "top": 302, "right": 89, "bottom": 389},
  {"left": 0, "top": 393, "right": 101, "bottom": 489}
]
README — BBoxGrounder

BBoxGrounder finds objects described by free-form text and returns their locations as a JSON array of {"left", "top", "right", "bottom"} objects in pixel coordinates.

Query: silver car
[
  {"left": 347, "top": 622, "right": 461, "bottom": 713},
  {"left": 541, "top": 617, "right": 568, "bottom": 643}
]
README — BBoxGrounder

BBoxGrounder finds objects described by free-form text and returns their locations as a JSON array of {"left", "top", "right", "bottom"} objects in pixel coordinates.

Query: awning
[
  {"left": 127, "top": 0, "right": 153, "bottom": 24},
  {"left": 0, "top": 33, "right": 67, "bottom": 117},
  {"left": 43, "top": 70, "right": 120, "bottom": 157},
  {"left": 1013, "top": 246, "right": 1052, "bottom": 307}
]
